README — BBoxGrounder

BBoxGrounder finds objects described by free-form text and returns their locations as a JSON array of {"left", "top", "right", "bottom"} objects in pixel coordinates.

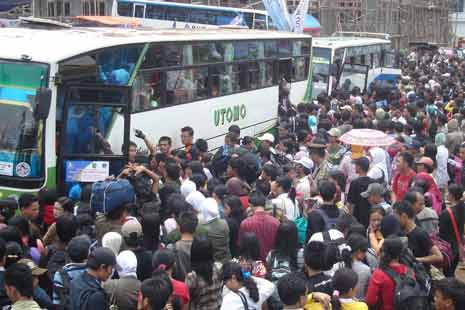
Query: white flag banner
[{"left": 292, "top": 0, "right": 309, "bottom": 33}]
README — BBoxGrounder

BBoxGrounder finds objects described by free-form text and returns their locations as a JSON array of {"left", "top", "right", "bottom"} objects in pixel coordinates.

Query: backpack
[
  {"left": 171, "top": 244, "right": 191, "bottom": 282},
  {"left": 313, "top": 207, "right": 341, "bottom": 231},
  {"left": 429, "top": 233, "right": 454, "bottom": 270},
  {"left": 91, "top": 179, "right": 135, "bottom": 214},
  {"left": 46, "top": 248, "right": 69, "bottom": 281},
  {"left": 384, "top": 267, "right": 430, "bottom": 310},
  {"left": 399, "top": 247, "right": 432, "bottom": 296},
  {"left": 54, "top": 267, "right": 72, "bottom": 310},
  {"left": 267, "top": 250, "right": 296, "bottom": 283}
]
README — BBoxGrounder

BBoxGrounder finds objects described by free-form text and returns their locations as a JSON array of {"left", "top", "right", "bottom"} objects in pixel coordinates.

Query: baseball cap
[
  {"left": 405, "top": 139, "right": 421, "bottom": 149},
  {"left": 416, "top": 156, "right": 434, "bottom": 168},
  {"left": 18, "top": 259, "right": 47, "bottom": 276},
  {"left": 257, "top": 133, "right": 275, "bottom": 144},
  {"left": 67, "top": 235, "right": 91, "bottom": 262},
  {"left": 87, "top": 247, "right": 117, "bottom": 269},
  {"left": 352, "top": 156, "right": 370, "bottom": 172},
  {"left": 294, "top": 157, "right": 314, "bottom": 170},
  {"left": 361, "top": 183, "right": 386, "bottom": 198},
  {"left": 328, "top": 128, "right": 341, "bottom": 138},
  {"left": 121, "top": 219, "right": 143, "bottom": 239}
]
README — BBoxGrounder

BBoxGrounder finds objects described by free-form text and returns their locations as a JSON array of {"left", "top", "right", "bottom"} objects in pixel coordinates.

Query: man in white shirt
[{"left": 294, "top": 157, "right": 314, "bottom": 210}]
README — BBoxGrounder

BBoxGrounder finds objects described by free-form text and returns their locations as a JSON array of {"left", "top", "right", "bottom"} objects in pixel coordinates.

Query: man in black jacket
[{"left": 70, "top": 247, "right": 116, "bottom": 310}]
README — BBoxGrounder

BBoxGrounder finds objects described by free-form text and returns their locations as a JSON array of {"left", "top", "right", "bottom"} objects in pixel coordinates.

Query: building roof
[{"left": 0, "top": 26, "right": 310, "bottom": 63}]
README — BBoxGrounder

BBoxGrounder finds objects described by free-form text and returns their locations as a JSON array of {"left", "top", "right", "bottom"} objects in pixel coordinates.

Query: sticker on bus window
[
  {"left": 65, "top": 160, "right": 110, "bottom": 183},
  {"left": 0, "top": 161, "right": 13, "bottom": 176},
  {"left": 15, "top": 162, "right": 31, "bottom": 177}
]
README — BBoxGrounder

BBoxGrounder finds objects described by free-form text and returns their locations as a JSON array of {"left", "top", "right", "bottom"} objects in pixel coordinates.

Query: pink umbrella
[{"left": 339, "top": 129, "right": 395, "bottom": 147}]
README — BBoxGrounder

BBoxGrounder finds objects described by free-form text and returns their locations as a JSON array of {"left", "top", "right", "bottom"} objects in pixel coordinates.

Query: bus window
[
  {"left": 193, "top": 67, "right": 209, "bottom": 99},
  {"left": 234, "top": 41, "right": 263, "bottom": 60},
  {"left": 166, "top": 7, "right": 188, "bottom": 22},
  {"left": 217, "top": 11, "right": 236, "bottom": 25},
  {"left": 293, "top": 40, "right": 302, "bottom": 56},
  {"left": 166, "top": 69, "right": 196, "bottom": 105},
  {"left": 141, "top": 44, "right": 163, "bottom": 69},
  {"left": 134, "top": 4, "right": 145, "bottom": 18},
  {"left": 64, "top": 103, "right": 124, "bottom": 155},
  {"left": 243, "top": 12, "right": 253, "bottom": 28},
  {"left": 193, "top": 43, "right": 216, "bottom": 64},
  {"left": 265, "top": 40, "right": 278, "bottom": 58},
  {"left": 278, "top": 40, "right": 292, "bottom": 57},
  {"left": 146, "top": 4, "right": 165, "bottom": 19},
  {"left": 373, "top": 53, "right": 380, "bottom": 68},
  {"left": 190, "top": 9, "right": 210, "bottom": 24},
  {"left": 261, "top": 60, "right": 274, "bottom": 86},
  {"left": 132, "top": 70, "right": 162, "bottom": 112},
  {"left": 312, "top": 47, "right": 331, "bottom": 84},
  {"left": 293, "top": 57, "right": 306, "bottom": 81},
  {"left": 211, "top": 65, "right": 233, "bottom": 96},
  {"left": 227, "top": 64, "right": 248, "bottom": 92},
  {"left": 301, "top": 40, "right": 311, "bottom": 55},
  {"left": 164, "top": 45, "right": 185, "bottom": 66},
  {"left": 249, "top": 62, "right": 260, "bottom": 89},
  {"left": 253, "top": 14, "right": 267, "bottom": 29}
]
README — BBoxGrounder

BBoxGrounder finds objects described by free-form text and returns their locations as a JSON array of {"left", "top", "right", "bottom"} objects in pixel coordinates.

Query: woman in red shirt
[{"left": 365, "top": 237, "right": 413, "bottom": 310}]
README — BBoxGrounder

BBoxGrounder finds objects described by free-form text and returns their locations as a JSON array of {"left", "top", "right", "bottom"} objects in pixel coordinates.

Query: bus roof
[
  {"left": 117, "top": 0, "right": 268, "bottom": 15},
  {"left": 0, "top": 27, "right": 310, "bottom": 63},
  {"left": 313, "top": 36, "right": 390, "bottom": 49}
]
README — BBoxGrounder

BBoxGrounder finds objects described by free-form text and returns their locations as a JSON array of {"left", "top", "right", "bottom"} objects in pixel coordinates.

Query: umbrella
[{"left": 339, "top": 129, "right": 395, "bottom": 147}]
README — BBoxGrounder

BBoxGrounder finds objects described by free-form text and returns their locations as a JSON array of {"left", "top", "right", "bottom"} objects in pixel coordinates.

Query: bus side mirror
[{"left": 34, "top": 87, "right": 52, "bottom": 120}]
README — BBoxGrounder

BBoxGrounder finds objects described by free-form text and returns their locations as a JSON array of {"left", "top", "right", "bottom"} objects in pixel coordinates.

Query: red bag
[{"left": 429, "top": 233, "right": 453, "bottom": 269}]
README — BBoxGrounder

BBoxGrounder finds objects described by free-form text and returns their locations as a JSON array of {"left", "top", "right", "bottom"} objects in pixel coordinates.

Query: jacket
[
  {"left": 11, "top": 300, "right": 42, "bottom": 310},
  {"left": 95, "top": 214, "right": 123, "bottom": 243},
  {"left": 365, "top": 263, "right": 411, "bottom": 310},
  {"left": 103, "top": 277, "right": 141, "bottom": 310},
  {"left": 201, "top": 218, "right": 231, "bottom": 263},
  {"left": 70, "top": 271, "right": 108, "bottom": 310}
]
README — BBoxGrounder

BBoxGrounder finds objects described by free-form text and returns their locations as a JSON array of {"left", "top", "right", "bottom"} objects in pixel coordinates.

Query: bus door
[
  {"left": 278, "top": 58, "right": 292, "bottom": 101},
  {"left": 337, "top": 63, "right": 369, "bottom": 93},
  {"left": 134, "top": 3, "right": 145, "bottom": 18},
  {"left": 58, "top": 85, "right": 131, "bottom": 194}
]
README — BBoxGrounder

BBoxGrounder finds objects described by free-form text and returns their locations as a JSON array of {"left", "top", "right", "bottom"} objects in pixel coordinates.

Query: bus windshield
[
  {"left": 312, "top": 47, "right": 331, "bottom": 98},
  {"left": 0, "top": 61, "right": 48, "bottom": 179}
]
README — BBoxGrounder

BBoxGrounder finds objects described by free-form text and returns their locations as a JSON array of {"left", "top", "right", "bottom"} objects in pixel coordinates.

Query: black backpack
[
  {"left": 384, "top": 267, "right": 430, "bottom": 310},
  {"left": 399, "top": 247, "right": 432, "bottom": 296}
]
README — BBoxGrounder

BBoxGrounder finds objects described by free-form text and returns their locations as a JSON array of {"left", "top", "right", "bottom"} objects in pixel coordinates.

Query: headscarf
[
  {"left": 116, "top": 250, "right": 138, "bottom": 278},
  {"left": 226, "top": 177, "right": 250, "bottom": 196},
  {"left": 435, "top": 132, "right": 446, "bottom": 146},
  {"left": 415, "top": 172, "right": 443, "bottom": 214},
  {"left": 186, "top": 191, "right": 206, "bottom": 213},
  {"left": 200, "top": 198, "right": 220, "bottom": 223},
  {"left": 102, "top": 232, "right": 123, "bottom": 256},
  {"left": 180, "top": 179, "right": 196, "bottom": 198},
  {"left": 368, "top": 147, "right": 389, "bottom": 184}
]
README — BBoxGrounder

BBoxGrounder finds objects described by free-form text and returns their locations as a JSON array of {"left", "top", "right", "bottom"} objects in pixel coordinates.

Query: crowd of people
[{"left": 2, "top": 47, "right": 465, "bottom": 310}]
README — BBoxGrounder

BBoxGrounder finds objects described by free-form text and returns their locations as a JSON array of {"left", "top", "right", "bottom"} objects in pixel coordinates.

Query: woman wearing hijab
[
  {"left": 103, "top": 250, "right": 141, "bottom": 310},
  {"left": 367, "top": 147, "right": 390, "bottom": 184},
  {"left": 434, "top": 132, "right": 449, "bottom": 193},
  {"left": 102, "top": 232, "right": 123, "bottom": 257},
  {"left": 413, "top": 172, "right": 443, "bottom": 215}
]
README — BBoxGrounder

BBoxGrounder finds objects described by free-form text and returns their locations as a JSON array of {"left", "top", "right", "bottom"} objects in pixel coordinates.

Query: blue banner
[{"left": 262, "top": 0, "right": 292, "bottom": 31}]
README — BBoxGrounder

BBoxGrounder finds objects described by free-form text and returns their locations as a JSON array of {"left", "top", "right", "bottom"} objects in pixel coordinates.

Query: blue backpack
[{"left": 90, "top": 179, "right": 135, "bottom": 214}]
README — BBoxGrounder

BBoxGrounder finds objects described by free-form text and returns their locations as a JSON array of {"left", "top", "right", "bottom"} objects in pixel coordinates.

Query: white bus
[
  {"left": 113, "top": 0, "right": 273, "bottom": 29},
  {"left": 0, "top": 26, "right": 311, "bottom": 196},
  {"left": 311, "top": 33, "right": 400, "bottom": 98}
]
